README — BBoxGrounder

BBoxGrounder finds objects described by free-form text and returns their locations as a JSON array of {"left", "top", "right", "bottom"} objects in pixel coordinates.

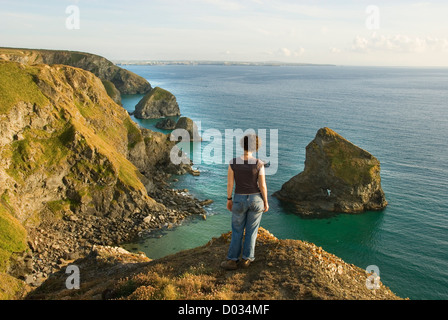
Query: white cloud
[
  {"left": 330, "top": 47, "right": 341, "bottom": 54},
  {"left": 193, "top": 0, "right": 244, "bottom": 11},
  {"left": 279, "top": 47, "right": 305, "bottom": 57},
  {"left": 295, "top": 47, "right": 305, "bottom": 56}
]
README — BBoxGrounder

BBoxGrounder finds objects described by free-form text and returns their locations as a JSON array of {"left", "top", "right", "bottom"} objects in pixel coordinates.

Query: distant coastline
[{"left": 114, "top": 60, "right": 336, "bottom": 67}]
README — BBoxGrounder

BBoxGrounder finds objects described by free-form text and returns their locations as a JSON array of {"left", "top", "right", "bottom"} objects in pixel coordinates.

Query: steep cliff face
[
  {"left": 0, "top": 60, "right": 158, "bottom": 219},
  {"left": 274, "top": 128, "right": 387, "bottom": 215},
  {"left": 0, "top": 60, "right": 196, "bottom": 298},
  {"left": 0, "top": 47, "right": 152, "bottom": 95}
]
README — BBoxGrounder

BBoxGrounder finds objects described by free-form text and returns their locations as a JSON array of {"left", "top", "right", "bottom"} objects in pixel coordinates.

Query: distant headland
[{"left": 114, "top": 60, "right": 336, "bottom": 67}]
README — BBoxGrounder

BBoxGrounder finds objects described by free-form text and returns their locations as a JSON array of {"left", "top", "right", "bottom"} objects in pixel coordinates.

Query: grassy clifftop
[{"left": 27, "top": 228, "right": 402, "bottom": 300}]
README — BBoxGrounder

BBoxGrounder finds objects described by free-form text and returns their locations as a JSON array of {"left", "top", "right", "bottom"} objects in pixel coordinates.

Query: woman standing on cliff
[{"left": 221, "top": 134, "right": 269, "bottom": 270}]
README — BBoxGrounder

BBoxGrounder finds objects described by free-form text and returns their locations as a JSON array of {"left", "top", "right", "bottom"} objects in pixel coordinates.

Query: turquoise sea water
[{"left": 120, "top": 65, "right": 448, "bottom": 300}]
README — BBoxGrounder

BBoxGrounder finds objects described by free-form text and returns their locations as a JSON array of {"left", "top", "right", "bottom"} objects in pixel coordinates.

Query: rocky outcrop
[
  {"left": 26, "top": 228, "right": 402, "bottom": 300},
  {"left": 155, "top": 118, "right": 177, "bottom": 130},
  {"left": 273, "top": 128, "right": 387, "bottom": 215},
  {"left": 0, "top": 47, "right": 152, "bottom": 95},
  {"left": 0, "top": 60, "right": 206, "bottom": 297},
  {"left": 173, "top": 117, "right": 202, "bottom": 142},
  {"left": 134, "top": 87, "right": 180, "bottom": 119}
]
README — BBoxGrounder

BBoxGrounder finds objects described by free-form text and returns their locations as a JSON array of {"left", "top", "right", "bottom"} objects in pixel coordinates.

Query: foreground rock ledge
[
  {"left": 274, "top": 127, "right": 388, "bottom": 216},
  {"left": 27, "top": 228, "right": 402, "bottom": 300}
]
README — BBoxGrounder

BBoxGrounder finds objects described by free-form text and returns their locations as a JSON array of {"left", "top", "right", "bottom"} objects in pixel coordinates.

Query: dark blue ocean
[{"left": 120, "top": 65, "right": 448, "bottom": 300}]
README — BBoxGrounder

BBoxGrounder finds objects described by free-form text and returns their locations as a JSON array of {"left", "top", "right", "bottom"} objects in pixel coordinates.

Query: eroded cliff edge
[
  {"left": 274, "top": 128, "right": 387, "bottom": 216},
  {"left": 0, "top": 60, "right": 204, "bottom": 299}
]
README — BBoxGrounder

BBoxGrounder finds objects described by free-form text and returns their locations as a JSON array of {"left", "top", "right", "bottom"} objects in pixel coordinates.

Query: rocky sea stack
[
  {"left": 173, "top": 117, "right": 202, "bottom": 142},
  {"left": 134, "top": 87, "right": 180, "bottom": 119},
  {"left": 274, "top": 128, "right": 387, "bottom": 215}
]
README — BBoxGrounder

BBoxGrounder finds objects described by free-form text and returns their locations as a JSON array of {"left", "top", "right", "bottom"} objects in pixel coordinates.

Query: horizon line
[
  {"left": 113, "top": 59, "right": 448, "bottom": 68},
  {"left": 2, "top": 46, "right": 447, "bottom": 68}
]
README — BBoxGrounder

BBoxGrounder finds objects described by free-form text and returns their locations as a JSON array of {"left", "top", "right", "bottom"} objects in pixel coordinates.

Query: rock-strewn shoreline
[{"left": 22, "top": 170, "right": 210, "bottom": 288}]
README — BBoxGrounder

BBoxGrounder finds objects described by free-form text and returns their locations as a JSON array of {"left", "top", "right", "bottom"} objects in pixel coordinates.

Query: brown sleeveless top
[{"left": 229, "top": 157, "right": 263, "bottom": 195}]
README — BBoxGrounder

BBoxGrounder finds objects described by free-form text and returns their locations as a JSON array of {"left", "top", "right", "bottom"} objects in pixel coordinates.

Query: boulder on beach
[
  {"left": 134, "top": 87, "right": 180, "bottom": 119},
  {"left": 273, "top": 127, "right": 387, "bottom": 215}
]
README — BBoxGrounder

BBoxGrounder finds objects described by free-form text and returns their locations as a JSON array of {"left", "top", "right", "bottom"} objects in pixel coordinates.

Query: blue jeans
[{"left": 227, "top": 193, "right": 264, "bottom": 262}]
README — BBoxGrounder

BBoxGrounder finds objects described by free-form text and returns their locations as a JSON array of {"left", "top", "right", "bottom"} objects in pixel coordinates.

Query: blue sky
[{"left": 1, "top": 0, "right": 448, "bottom": 66}]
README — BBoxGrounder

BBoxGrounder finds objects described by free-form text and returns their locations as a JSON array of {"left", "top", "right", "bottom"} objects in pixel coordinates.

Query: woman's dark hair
[{"left": 240, "top": 134, "right": 261, "bottom": 152}]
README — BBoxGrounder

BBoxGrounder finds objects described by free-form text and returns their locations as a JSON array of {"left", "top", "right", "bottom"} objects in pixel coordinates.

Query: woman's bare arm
[
  {"left": 258, "top": 165, "right": 269, "bottom": 212},
  {"left": 227, "top": 165, "right": 234, "bottom": 211}
]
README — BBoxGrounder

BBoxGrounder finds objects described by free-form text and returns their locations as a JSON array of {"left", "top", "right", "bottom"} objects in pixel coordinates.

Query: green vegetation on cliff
[
  {"left": 101, "top": 80, "right": 122, "bottom": 105},
  {"left": 123, "top": 118, "right": 143, "bottom": 150},
  {"left": 0, "top": 272, "right": 26, "bottom": 300},
  {"left": 0, "top": 203, "right": 27, "bottom": 272},
  {"left": 149, "top": 87, "right": 174, "bottom": 101},
  {"left": 0, "top": 61, "right": 48, "bottom": 114},
  {"left": 310, "top": 128, "right": 378, "bottom": 185},
  {"left": 5, "top": 125, "right": 72, "bottom": 184},
  {"left": 0, "top": 197, "right": 27, "bottom": 300}
]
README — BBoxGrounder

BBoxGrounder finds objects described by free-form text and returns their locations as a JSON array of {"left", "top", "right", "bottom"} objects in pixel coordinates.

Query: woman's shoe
[
  {"left": 220, "top": 259, "right": 238, "bottom": 270},
  {"left": 240, "top": 259, "right": 251, "bottom": 268}
]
